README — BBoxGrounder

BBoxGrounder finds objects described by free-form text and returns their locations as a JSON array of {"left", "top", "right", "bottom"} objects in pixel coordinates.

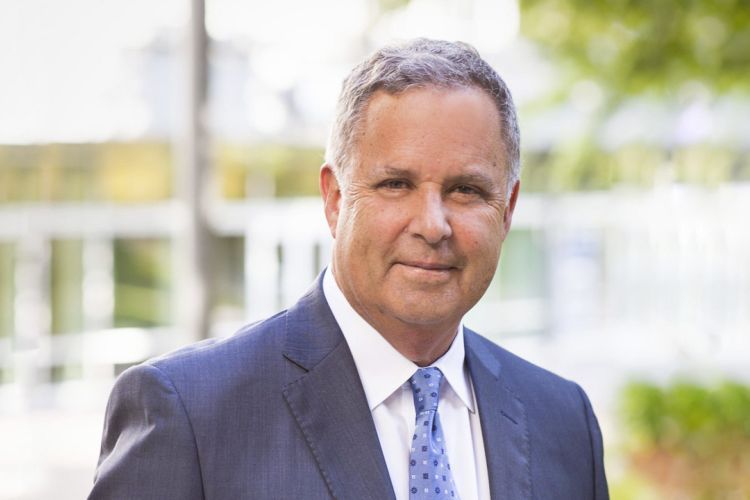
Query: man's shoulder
[
  {"left": 465, "top": 329, "right": 582, "bottom": 401},
  {"left": 130, "top": 309, "right": 290, "bottom": 385},
  {"left": 118, "top": 277, "right": 337, "bottom": 393}
]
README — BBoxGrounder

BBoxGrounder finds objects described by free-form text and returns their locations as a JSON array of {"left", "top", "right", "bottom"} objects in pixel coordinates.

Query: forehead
[{"left": 352, "top": 86, "right": 506, "bottom": 176}]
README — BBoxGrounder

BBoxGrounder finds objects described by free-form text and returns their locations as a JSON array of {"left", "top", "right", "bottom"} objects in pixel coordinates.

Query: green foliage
[
  {"left": 620, "top": 379, "right": 750, "bottom": 497},
  {"left": 51, "top": 240, "right": 83, "bottom": 335},
  {"left": 377, "top": 0, "right": 410, "bottom": 13},
  {"left": 0, "top": 143, "right": 173, "bottom": 203},
  {"left": 217, "top": 143, "right": 323, "bottom": 199},
  {"left": 113, "top": 239, "right": 172, "bottom": 327},
  {"left": 250, "top": 145, "right": 323, "bottom": 198},
  {"left": 517, "top": 0, "right": 750, "bottom": 191},
  {"left": 521, "top": 0, "right": 750, "bottom": 94},
  {"left": 623, "top": 380, "right": 750, "bottom": 447}
]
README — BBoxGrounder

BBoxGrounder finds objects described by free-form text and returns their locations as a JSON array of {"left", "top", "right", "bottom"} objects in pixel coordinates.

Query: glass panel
[
  {"left": 503, "top": 229, "right": 547, "bottom": 299},
  {"left": 491, "top": 229, "right": 547, "bottom": 301}
]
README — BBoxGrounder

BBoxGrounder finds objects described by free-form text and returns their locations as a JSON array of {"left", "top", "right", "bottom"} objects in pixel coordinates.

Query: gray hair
[{"left": 325, "top": 38, "right": 521, "bottom": 192}]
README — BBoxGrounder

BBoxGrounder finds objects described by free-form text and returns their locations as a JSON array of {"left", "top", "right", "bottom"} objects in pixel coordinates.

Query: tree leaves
[{"left": 521, "top": 0, "right": 750, "bottom": 94}]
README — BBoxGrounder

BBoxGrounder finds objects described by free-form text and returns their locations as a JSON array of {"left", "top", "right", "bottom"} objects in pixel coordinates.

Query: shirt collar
[{"left": 322, "top": 267, "right": 475, "bottom": 413}]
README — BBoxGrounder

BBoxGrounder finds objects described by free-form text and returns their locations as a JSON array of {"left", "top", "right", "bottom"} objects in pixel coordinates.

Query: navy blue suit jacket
[{"left": 90, "top": 276, "right": 608, "bottom": 499}]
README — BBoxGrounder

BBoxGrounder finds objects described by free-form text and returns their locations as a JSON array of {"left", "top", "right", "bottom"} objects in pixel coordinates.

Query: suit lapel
[
  {"left": 465, "top": 331, "right": 532, "bottom": 499},
  {"left": 281, "top": 277, "right": 396, "bottom": 500}
]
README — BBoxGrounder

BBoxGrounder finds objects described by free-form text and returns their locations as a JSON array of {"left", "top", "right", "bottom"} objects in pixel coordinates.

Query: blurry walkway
[{"left": 0, "top": 406, "right": 104, "bottom": 500}]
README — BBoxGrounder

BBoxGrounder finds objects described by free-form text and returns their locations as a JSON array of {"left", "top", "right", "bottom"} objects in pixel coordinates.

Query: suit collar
[
  {"left": 281, "top": 274, "right": 532, "bottom": 499},
  {"left": 322, "top": 268, "right": 474, "bottom": 413},
  {"left": 465, "top": 329, "right": 532, "bottom": 499},
  {"left": 282, "top": 273, "right": 396, "bottom": 500},
  {"left": 281, "top": 273, "right": 344, "bottom": 371}
]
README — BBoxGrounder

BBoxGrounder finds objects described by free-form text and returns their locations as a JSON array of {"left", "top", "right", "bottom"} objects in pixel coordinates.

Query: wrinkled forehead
[
  {"left": 351, "top": 86, "right": 506, "bottom": 161},
  {"left": 344, "top": 87, "right": 508, "bottom": 188}
]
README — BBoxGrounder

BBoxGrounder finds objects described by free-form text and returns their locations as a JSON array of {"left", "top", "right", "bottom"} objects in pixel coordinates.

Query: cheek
[
  {"left": 338, "top": 199, "right": 392, "bottom": 255},
  {"left": 455, "top": 219, "right": 505, "bottom": 285},
  {"left": 457, "top": 213, "right": 504, "bottom": 250},
  {"left": 356, "top": 200, "right": 408, "bottom": 237}
]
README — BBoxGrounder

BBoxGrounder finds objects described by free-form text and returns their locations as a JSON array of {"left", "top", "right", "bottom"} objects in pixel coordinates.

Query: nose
[{"left": 408, "top": 188, "right": 452, "bottom": 245}]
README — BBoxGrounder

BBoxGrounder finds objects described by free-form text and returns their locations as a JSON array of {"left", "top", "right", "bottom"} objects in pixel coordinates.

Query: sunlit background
[{"left": 1, "top": 0, "right": 749, "bottom": 498}]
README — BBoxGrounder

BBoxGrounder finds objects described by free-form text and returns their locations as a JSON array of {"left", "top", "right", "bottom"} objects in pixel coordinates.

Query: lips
[{"left": 396, "top": 261, "right": 456, "bottom": 271}]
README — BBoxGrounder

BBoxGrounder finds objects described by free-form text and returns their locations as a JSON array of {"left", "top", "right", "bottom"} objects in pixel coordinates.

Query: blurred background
[{"left": 1, "top": 0, "right": 749, "bottom": 498}]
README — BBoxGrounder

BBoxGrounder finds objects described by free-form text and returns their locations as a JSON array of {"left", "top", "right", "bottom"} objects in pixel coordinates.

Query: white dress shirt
[{"left": 323, "top": 269, "right": 490, "bottom": 500}]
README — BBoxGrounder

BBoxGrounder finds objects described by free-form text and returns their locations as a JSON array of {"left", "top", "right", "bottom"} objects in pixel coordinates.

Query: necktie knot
[{"left": 409, "top": 367, "right": 444, "bottom": 415}]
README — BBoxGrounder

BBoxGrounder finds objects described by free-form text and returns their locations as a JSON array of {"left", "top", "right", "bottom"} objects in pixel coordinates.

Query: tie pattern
[{"left": 408, "top": 367, "right": 459, "bottom": 498}]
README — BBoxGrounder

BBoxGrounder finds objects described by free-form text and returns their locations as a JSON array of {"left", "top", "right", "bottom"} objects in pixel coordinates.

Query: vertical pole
[
  {"left": 81, "top": 237, "right": 114, "bottom": 380},
  {"left": 82, "top": 238, "right": 114, "bottom": 333},
  {"left": 175, "top": 0, "right": 212, "bottom": 342}
]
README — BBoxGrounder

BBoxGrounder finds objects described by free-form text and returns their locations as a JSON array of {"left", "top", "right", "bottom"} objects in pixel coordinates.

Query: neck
[{"left": 357, "top": 310, "right": 460, "bottom": 367}]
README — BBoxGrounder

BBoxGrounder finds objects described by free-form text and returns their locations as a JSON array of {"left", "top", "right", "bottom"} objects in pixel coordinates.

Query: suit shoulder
[
  {"left": 466, "top": 330, "right": 582, "bottom": 398},
  {"left": 142, "top": 309, "right": 289, "bottom": 379}
]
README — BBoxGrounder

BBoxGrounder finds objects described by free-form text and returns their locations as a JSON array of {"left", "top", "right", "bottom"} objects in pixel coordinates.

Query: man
[{"left": 90, "top": 39, "right": 608, "bottom": 499}]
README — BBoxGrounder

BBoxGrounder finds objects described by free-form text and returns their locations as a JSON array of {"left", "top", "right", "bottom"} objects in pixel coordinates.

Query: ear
[
  {"left": 503, "top": 180, "right": 520, "bottom": 234},
  {"left": 320, "top": 163, "right": 342, "bottom": 239}
]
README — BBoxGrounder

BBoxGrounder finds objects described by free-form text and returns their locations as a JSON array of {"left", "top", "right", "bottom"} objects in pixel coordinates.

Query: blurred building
[{"left": 1, "top": 0, "right": 749, "bottom": 498}]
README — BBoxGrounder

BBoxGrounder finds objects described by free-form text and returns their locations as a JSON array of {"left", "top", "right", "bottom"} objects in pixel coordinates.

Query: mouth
[
  {"left": 391, "top": 260, "right": 460, "bottom": 285},
  {"left": 395, "top": 261, "right": 458, "bottom": 272}
]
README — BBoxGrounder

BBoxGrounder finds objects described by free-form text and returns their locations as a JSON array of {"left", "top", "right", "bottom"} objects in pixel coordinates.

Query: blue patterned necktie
[{"left": 408, "top": 367, "right": 459, "bottom": 498}]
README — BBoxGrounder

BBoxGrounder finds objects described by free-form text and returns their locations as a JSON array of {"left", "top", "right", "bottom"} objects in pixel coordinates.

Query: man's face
[{"left": 321, "top": 86, "right": 519, "bottom": 334}]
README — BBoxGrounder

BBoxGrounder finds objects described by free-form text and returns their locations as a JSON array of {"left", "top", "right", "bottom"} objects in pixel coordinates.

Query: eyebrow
[
  {"left": 446, "top": 172, "right": 498, "bottom": 187},
  {"left": 378, "top": 166, "right": 415, "bottom": 179}
]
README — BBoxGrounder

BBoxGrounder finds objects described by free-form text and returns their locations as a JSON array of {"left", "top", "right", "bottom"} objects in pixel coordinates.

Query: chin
[{"left": 390, "top": 304, "right": 461, "bottom": 328}]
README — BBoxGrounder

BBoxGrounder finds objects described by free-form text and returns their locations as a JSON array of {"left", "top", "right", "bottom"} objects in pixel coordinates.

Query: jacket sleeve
[
  {"left": 576, "top": 384, "right": 609, "bottom": 500},
  {"left": 89, "top": 363, "right": 204, "bottom": 500}
]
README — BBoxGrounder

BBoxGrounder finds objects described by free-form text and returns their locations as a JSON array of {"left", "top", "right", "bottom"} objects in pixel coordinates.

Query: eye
[
  {"left": 377, "top": 179, "right": 411, "bottom": 190},
  {"left": 452, "top": 184, "right": 482, "bottom": 196}
]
